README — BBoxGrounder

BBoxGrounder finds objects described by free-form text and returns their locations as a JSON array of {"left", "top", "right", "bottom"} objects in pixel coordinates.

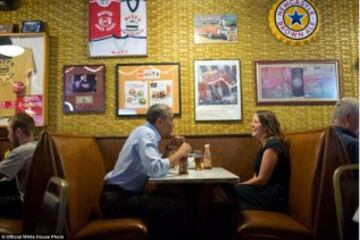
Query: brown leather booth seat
[
  {"left": 0, "top": 133, "right": 148, "bottom": 238},
  {"left": 236, "top": 127, "right": 350, "bottom": 240},
  {"left": 0, "top": 128, "right": 350, "bottom": 239},
  {"left": 0, "top": 134, "right": 258, "bottom": 236},
  {"left": 49, "top": 133, "right": 148, "bottom": 240},
  {"left": 0, "top": 219, "right": 22, "bottom": 234},
  {"left": 0, "top": 132, "right": 59, "bottom": 234}
]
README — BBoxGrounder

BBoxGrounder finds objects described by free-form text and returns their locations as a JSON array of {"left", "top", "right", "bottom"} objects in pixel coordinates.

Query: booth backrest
[
  {"left": 285, "top": 129, "right": 325, "bottom": 230},
  {"left": 0, "top": 132, "right": 65, "bottom": 234},
  {"left": 96, "top": 134, "right": 259, "bottom": 180},
  {"left": 51, "top": 134, "right": 105, "bottom": 236},
  {"left": 312, "top": 127, "right": 351, "bottom": 240},
  {"left": 23, "top": 132, "right": 60, "bottom": 233}
]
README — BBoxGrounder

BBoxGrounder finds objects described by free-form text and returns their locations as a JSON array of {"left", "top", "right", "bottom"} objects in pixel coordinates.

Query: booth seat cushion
[
  {"left": 75, "top": 218, "right": 148, "bottom": 240},
  {"left": 50, "top": 133, "right": 147, "bottom": 239},
  {"left": 237, "top": 210, "right": 311, "bottom": 240},
  {"left": 236, "top": 128, "right": 327, "bottom": 240},
  {"left": 0, "top": 219, "right": 22, "bottom": 234}
]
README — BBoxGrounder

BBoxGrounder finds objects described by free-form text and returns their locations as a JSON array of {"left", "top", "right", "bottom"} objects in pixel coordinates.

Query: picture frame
[
  {"left": 21, "top": 20, "right": 44, "bottom": 33},
  {"left": 116, "top": 63, "right": 181, "bottom": 116},
  {"left": 194, "top": 60, "right": 242, "bottom": 121},
  {"left": 0, "top": 24, "right": 16, "bottom": 33},
  {"left": 63, "top": 65, "right": 105, "bottom": 113},
  {"left": 0, "top": 33, "right": 49, "bottom": 127},
  {"left": 194, "top": 14, "right": 237, "bottom": 44},
  {"left": 89, "top": 0, "right": 147, "bottom": 57},
  {"left": 255, "top": 60, "right": 340, "bottom": 105}
]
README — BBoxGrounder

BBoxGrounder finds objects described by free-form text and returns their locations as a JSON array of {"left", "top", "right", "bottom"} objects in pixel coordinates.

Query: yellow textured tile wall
[{"left": 0, "top": 0, "right": 358, "bottom": 136}]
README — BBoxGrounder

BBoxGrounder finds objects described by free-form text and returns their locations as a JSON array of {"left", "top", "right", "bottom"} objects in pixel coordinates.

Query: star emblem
[{"left": 287, "top": 10, "right": 304, "bottom": 26}]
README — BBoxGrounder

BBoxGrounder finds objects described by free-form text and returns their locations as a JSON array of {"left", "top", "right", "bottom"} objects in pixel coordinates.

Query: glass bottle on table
[{"left": 203, "top": 144, "right": 212, "bottom": 169}]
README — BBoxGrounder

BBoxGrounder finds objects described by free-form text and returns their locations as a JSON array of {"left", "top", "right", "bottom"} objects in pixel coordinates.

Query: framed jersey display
[
  {"left": 0, "top": 33, "right": 49, "bottom": 127},
  {"left": 63, "top": 65, "right": 105, "bottom": 113},
  {"left": 89, "top": 0, "right": 147, "bottom": 57}
]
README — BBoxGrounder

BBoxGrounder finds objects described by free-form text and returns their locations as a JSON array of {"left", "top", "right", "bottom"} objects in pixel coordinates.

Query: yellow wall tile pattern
[{"left": 0, "top": 0, "right": 358, "bottom": 137}]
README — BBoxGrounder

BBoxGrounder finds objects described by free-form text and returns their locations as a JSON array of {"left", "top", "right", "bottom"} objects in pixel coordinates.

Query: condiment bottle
[
  {"left": 203, "top": 144, "right": 212, "bottom": 169},
  {"left": 178, "top": 156, "right": 188, "bottom": 174}
]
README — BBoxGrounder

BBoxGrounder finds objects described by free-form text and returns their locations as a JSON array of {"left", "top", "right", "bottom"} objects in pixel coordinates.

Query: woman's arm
[{"left": 240, "top": 148, "right": 279, "bottom": 186}]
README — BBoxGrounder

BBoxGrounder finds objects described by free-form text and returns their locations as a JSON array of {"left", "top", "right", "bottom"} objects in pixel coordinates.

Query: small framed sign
[
  {"left": 194, "top": 14, "right": 238, "bottom": 44},
  {"left": 21, "top": 20, "right": 44, "bottom": 33},
  {"left": 0, "top": 24, "right": 16, "bottom": 33}
]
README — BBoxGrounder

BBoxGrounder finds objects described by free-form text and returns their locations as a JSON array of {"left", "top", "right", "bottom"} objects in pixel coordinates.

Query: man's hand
[
  {"left": 163, "top": 136, "right": 186, "bottom": 158},
  {"left": 169, "top": 136, "right": 185, "bottom": 146},
  {"left": 167, "top": 142, "right": 192, "bottom": 168},
  {"left": 177, "top": 142, "right": 192, "bottom": 157}
]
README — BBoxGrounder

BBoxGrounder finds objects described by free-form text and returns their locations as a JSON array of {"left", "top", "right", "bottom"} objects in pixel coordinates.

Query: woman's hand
[{"left": 240, "top": 148, "right": 279, "bottom": 186}]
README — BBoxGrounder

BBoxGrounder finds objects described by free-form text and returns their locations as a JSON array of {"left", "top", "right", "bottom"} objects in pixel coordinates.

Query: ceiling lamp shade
[{"left": 0, "top": 45, "right": 24, "bottom": 57}]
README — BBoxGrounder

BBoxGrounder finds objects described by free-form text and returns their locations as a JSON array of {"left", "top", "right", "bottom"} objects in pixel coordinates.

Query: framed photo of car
[
  {"left": 194, "top": 60, "right": 242, "bottom": 121},
  {"left": 194, "top": 14, "right": 237, "bottom": 44},
  {"left": 63, "top": 65, "right": 105, "bottom": 113},
  {"left": 116, "top": 63, "right": 181, "bottom": 116},
  {"left": 255, "top": 60, "right": 340, "bottom": 105}
]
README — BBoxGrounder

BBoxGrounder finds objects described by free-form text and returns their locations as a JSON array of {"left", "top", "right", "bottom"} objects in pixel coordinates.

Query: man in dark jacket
[{"left": 332, "top": 97, "right": 359, "bottom": 163}]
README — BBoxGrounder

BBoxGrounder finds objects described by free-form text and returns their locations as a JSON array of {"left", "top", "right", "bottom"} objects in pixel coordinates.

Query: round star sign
[{"left": 268, "top": 0, "right": 320, "bottom": 46}]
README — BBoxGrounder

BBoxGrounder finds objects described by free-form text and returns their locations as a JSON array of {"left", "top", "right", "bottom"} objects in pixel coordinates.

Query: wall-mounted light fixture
[{"left": 0, "top": 45, "right": 24, "bottom": 57}]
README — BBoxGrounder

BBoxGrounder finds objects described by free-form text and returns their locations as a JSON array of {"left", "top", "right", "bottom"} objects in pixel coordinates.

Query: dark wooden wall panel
[
  {"left": 96, "top": 135, "right": 259, "bottom": 181},
  {"left": 1, "top": 135, "right": 260, "bottom": 180}
]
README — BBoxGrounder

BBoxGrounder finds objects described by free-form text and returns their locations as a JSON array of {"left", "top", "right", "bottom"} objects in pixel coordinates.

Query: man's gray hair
[
  {"left": 146, "top": 104, "right": 171, "bottom": 124},
  {"left": 332, "top": 97, "right": 359, "bottom": 123}
]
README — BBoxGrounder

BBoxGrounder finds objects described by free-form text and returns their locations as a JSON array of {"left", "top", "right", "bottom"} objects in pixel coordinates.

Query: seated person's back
[
  {"left": 332, "top": 97, "right": 359, "bottom": 164},
  {"left": 0, "top": 113, "right": 38, "bottom": 219}
]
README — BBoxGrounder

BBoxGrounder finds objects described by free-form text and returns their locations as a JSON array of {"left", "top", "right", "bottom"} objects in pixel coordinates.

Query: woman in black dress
[
  {"left": 236, "top": 110, "right": 289, "bottom": 212},
  {"left": 206, "top": 111, "right": 289, "bottom": 240}
]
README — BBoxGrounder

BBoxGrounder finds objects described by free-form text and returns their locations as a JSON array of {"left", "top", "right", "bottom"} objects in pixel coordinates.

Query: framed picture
[
  {"left": 117, "top": 63, "right": 180, "bottom": 116},
  {"left": 194, "top": 14, "right": 237, "bottom": 44},
  {"left": 0, "top": 33, "right": 49, "bottom": 127},
  {"left": 255, "top": 60, "right": 340, "bottom": 105},
  {"left": 194, "top": 60, "right": 242, "bottom": 121},
  {"left": 21, "top": 20, "right": 44, "bottom": 33},
  {"left": 63, "top": 65, "right": 105, "bottom": 113},
  {"left": 0, "top": 24, "right": 16, "bottom": 33},
  {"left": 89, "top": 0, "right": 147, "bottom": 57}
]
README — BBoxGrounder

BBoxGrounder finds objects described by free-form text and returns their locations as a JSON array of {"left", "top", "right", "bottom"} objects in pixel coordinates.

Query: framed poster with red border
[
  {"left": 88, "top": 0, "right": 147, "bottom": 57},
  {"left": 63, "top": 65, "right": 105, "bottom": 113}
]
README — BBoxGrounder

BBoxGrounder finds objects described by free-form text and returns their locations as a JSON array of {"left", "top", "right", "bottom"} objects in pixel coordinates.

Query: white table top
[{"left": 148, "top": 167, "right": 239, "bottom": 184}]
